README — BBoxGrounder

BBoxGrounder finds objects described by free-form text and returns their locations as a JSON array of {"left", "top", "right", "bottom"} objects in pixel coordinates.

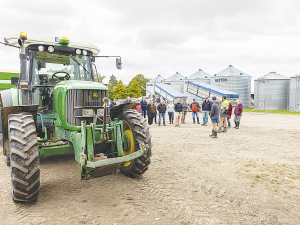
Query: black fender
[
  {"left": 109, "top": 102, "right": 139, "bottom": 119},
  {"left": 1, "top": 105, "right": 38, "bottom": 156}
]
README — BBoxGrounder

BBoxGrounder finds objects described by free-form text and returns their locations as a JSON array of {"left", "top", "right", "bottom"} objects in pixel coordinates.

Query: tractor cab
[{"left": 4, "top": 35, "right": 98, "bottom": 115}]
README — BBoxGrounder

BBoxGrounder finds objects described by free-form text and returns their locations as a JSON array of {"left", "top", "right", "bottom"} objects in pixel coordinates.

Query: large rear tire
[
  {"left": 8, "top": 113, "right": 40, "bottom": 202},
  {"left": 117, "top": 109, "right": 152, "bottom": 178}
]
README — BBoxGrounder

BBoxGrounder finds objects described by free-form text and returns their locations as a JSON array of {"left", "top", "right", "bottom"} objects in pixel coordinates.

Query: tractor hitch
[{"left": 80, "top": 143, "right": 149, "bottom": 180}]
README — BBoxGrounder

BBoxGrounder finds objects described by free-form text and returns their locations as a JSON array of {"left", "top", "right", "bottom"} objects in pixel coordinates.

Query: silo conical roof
[
  {"left": 150, "top": 74, "right": 165, "bottom": 82},
  {"left": 215, "top": 65, "right": 251, "bottom": 77},
  {"left": 257, "top": 72, "right": 289, "bottom": 80},
  {"left": 187, "top": 69, "right": 211, "bottom": 80},
  {"left": 165, "top": 72, "right": 185, "bottom": 81},
  {"left": 291, "top": 73, "right": 300, "bottom": 78}
]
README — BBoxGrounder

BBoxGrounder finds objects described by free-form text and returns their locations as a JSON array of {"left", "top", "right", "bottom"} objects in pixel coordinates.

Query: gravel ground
[{"left": 0, "top": 112, "right": 299, "bottom": 224}]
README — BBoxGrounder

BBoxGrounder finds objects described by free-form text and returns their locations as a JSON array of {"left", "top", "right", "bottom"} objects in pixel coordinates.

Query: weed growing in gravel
[{"left": 237, "top": 159, "right": 300, "bottom": 199}]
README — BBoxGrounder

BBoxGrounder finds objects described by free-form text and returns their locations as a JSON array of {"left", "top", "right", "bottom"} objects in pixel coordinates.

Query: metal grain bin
[
  {"left": 211, "top": 65, "right": 251, "bottom": 109},
  {"left": 146, "top": 74, "right": 165, "bottom": 98},
  {"left": 164, "top": 72, "right": 185, "bottom": 93},
  {"left": 289, "top": 74, "right": 300, "bottom": 111},
  {"left": 254, "top": 72, "right": 290, "bottom": 110},
  {"left": 184, "top": 69, "right": 211, "bottom": 104}
]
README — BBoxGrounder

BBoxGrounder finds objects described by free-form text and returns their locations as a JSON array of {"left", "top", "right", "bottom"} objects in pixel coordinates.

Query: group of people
[
  {"left": 209, "top": 95, "right": 243, "bottom": 138},
  {"left": 109, "top": 96, "right": 243, "bottom": 137}
]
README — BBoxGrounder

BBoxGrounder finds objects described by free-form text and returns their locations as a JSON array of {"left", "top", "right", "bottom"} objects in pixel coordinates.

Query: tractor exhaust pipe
[
  {"left": 19, "top": 32, "right": 28, "bottom": 105},
  {"left": 102, "top": 97, "right": 109, "bottom": 141}
]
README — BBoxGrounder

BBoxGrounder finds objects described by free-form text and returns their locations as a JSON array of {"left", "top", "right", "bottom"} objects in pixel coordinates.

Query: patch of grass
[
  {"left": 243, "top": 107, "right": 300, "bottom": 114},
  {"left": 238, "top": 160, "right": 300, "bottom": 198}
]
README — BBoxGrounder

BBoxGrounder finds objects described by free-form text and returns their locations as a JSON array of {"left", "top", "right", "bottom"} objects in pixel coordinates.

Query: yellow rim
[{"left": 122, "top": 129, "right": 135, "bottom": 167}]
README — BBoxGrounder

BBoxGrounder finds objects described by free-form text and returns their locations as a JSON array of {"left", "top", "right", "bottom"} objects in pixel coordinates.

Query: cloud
[{"left": 1, "top": 0, "right": 300, "bottom": 88}]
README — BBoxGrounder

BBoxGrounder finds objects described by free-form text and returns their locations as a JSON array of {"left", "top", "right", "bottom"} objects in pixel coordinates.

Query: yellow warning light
[{"left": 20, "top": 32, "right": 27, "bottom": 40}]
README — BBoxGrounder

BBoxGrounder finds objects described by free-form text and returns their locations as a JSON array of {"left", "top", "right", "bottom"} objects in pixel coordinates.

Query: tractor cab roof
[{"left": 4, "top": 34, "right": 100, "bottom": 56}]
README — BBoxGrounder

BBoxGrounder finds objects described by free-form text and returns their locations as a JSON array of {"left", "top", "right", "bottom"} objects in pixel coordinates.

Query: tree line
[{"left": 95, "top": 73, "right": 149, "bottom": 99}]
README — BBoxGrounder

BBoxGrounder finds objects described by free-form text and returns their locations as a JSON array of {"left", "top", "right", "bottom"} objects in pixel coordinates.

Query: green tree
[
  {"left": 108, "top": 83, "right": 115, "bottom": 100},
  {"left": 109, "top": 74, "right": 118, "bottom": 86},
  {"left": 114, "top": 80, "right": 127, "bottom": 99},
  {"left": 94, "top": 73, "right": 105, "bottom": 83},
  {"left": 128, "top": 74, "right": 150, "bottom": 96},
  {"left": 128, "top": 79, "right": 142, "bottom": 98},
  {"left": 107, "top": 74, "right": 118, "bottom": 99}
]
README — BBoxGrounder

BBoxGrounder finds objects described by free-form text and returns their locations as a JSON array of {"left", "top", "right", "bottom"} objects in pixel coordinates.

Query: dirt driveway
[{"left": 0, "top": 112, "right": 299, "bottom": 224}]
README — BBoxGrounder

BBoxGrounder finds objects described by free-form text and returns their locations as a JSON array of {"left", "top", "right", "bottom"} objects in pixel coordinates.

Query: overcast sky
[{"left": 1, "top": 0, "right": 300, "bottom": 90}]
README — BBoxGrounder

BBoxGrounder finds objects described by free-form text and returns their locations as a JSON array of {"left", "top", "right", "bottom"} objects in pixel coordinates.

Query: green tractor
[{"left": 0, "top": 32, "right": 152, "bottom": 202}]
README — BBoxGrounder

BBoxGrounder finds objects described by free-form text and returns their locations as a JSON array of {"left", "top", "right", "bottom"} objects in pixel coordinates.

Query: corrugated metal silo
[
  {"left": 289, "top": 74, "right": 300, "bottom": 111},
  {"left": 184, "top": 69, "right": 211, "bottom": 104},
  {"left": 211, "top": 65, "right": 252, "bottom": 108},
  {"left": 146, "top": 74, "right": 165, "bottom": 98},
  {"left": 164, "top": 72, "right": 185, "bottom": 93},
  {"left": 254, "top": 72, "right": 290, "bottom": 110}
]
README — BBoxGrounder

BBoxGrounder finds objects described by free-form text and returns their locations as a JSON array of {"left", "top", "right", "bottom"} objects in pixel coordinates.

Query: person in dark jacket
[
  {"left": 147, "top": 99, "right": 155, "bottom": 125},
  {"left": 157, "top": 100, "right": 167, "bottom": 126},
  {"left": 174, "top": 99, "right": 183, "bottom": 127},
  {"left": 109, "top": 99, "right": 117, "bottom": 110},
  {"left": 202, "top": 97, "right": 211, "bottom": 126},
  {"left": 234, "top": 100, "right": 243, "bottom": 129},
  {"left": 140, "top": 97, "right": 147, "bottom": 118},
  {"left": 153, "top": 100, "right": 158, "bottom": 124},
  {"left": 226, "top": 101, "right": 233, "bottom": 128},
  {"left": 190, "top": 99, "right": 200, "bottom": 124},
  {"left": 209, "top": 96, "right": 220, "bottom": 138}
]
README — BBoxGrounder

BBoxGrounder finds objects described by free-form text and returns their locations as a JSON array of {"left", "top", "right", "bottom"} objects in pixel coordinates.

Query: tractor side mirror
[
  {"left": 11, "top": 77, "right": 19, "bottom": 86},
  {"left": 116, "top": 58, "right": 122, "bottom": 70}
]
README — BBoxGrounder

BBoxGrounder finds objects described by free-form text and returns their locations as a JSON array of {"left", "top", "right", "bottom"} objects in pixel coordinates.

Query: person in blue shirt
[
  {"left": 174, "top": 99, "right": 183, "bottom": 127},
  {"left": 140, "top": 97, "right": 148, "bottom": 118}
]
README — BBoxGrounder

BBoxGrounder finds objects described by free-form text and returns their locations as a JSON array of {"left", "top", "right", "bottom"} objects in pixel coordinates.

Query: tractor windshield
[
  {"left": 31, "top": 51, "right": 93, "bottom": 86},
  {"left": 31, "top": 51, "right": 93, "bottom": 115}
]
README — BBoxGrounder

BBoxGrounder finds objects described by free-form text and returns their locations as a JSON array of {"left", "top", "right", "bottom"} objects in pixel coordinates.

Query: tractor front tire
[
  {"left": 8, "top": 113, "right": 40, "bottom": 203},
  {"left": 117, "top": 109, "right": 152, "bottom": 178}
]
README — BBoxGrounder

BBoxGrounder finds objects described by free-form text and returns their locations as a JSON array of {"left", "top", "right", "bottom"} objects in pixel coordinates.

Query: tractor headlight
[
  {"left": 76, "top": 49, "right": 81, "bottom": 55},
  {"left": 38, "top": 45, "right": 44, "bottom": 52},
  {"left": 48, "top": 46, "right": 54, "bottom": 52},
  {"left": 82, "top": 50, "right": 87, "bottom": 56},
  {"left": 97, "top": 108, "right": 105, "bottom": 117},
  {"left": 82, "top": 109, "right": 94, "bottom": 117}
]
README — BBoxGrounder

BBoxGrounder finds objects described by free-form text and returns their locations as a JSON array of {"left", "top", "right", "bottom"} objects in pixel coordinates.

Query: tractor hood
[{"left": 54, "top": 80, "right": 108, "bottom": 91}]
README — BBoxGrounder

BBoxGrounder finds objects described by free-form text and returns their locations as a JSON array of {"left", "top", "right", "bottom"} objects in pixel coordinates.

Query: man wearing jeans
[
  {"left": 209, "top": 96, "right": 220, "bottom": 138},
  {"left": 190, "top": 99, "right": 200, "bottom": 124},
  {"left": 157, "top": 100, "right": 166, "bottom": 126},
  {"left": 140, "top": 97, "right": 147, "bottom": 118},
  {"left": 201, "top": 97, "right": 211, "bottom": 126}
]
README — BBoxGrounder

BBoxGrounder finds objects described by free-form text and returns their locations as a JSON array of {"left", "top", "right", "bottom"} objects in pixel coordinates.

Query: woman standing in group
[
  {"left": 147, "top": 100, "right": 155, "bottom": 126},
  {"left": 167, "top": 100, "right": 174, "bottom": 124},
  {"left": 234, "top": 100, "right": 243, "bottom": 129},
  {"left": 174, "top": 99, "right": 183, "bottom": 127},
  {"left": 181, "top": 99, "right": 188, "bottom": 124},
  {"left": 140, "top": 97, "right": 148, "bottom": 118},
  {"left": 226, "top": 101, "right": 232, "bottom": 128}
]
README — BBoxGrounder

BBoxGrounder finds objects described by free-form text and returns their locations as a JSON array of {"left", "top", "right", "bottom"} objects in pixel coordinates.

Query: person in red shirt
[
  {"left": 133, "top": 100, "right": 142, "bottom": 113},
  {"left": 190, "top": 99, "right": 200, "bottom": 124}
]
